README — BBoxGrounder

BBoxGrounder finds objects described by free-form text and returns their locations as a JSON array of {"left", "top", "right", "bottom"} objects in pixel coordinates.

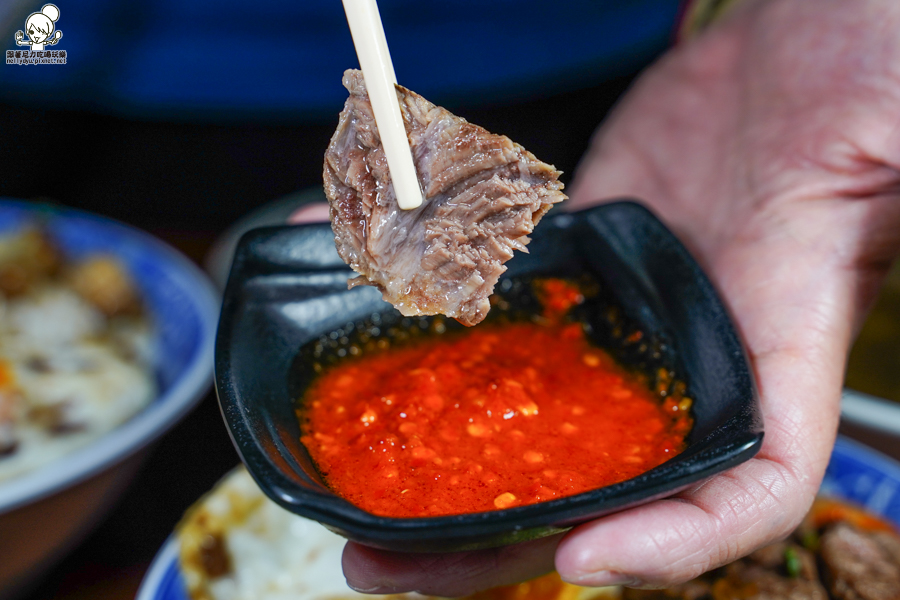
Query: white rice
[{"left": 0, "top": 284, "right": 156, "bottom": 482}]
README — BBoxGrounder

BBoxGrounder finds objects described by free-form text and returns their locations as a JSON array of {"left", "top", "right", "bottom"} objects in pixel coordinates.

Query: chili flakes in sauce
[{"left": 299, "top": 279, "right": 692, "bottom": 518}]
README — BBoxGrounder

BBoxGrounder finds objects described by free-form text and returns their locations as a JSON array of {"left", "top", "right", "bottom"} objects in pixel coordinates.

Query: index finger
[{"left": 288, "top": 203, "right": 330, "bottom": 224}]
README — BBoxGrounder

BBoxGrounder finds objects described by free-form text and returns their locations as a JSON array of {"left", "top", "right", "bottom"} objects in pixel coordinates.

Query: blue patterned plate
[
  {"left": 136, "top": 435, "right": 900, "bottom": 600},
  {"left": 0, "top": 199, "right": 219, "bottom": 513}
]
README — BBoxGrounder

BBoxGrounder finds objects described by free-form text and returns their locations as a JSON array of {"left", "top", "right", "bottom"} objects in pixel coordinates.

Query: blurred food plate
[
  {"left": 0, "top": 199, "right": 219, "bottom": 598},
  {"left": 139, "top": 465, "right": 614, "bottom": 600},
  {"left": 137, "top": 436, "right": 900, "bottom": 600}
]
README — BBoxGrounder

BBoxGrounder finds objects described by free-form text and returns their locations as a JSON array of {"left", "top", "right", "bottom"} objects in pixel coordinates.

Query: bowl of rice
[{"left": 0, "top": 199, "right": 218, "bottom": 598}]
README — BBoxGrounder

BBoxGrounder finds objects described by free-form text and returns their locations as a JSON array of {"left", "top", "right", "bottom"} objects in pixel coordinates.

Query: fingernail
[
  {"left": 564, "top": 570, "right": 641, "bottom": 587},
  {"left": 346, "top": 582, "right": 403, "bottom": 594}
]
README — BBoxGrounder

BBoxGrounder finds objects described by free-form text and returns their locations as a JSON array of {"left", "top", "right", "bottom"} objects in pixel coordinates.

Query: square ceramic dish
[{"left": 215, "top": 201, "right": 762, "bottom": 553}]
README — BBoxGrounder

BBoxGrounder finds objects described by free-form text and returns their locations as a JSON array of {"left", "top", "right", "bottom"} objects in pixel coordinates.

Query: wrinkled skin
[{"left": 294, "top": 0, "right": 900, "bottom": 593}]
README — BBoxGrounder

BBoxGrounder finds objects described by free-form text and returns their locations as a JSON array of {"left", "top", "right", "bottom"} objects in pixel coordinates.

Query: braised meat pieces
[
  {"left": 623, "top": 499, "right": 900, "bottom": 600},
  {"left": 624, "top": 541, "right": 827, "bottom": 600},
  {"left": 821, "top": 522, "right": 900, "bottom": 600},
  {"left": 324, "top": 70, "right": 566, "bottom": 326}
]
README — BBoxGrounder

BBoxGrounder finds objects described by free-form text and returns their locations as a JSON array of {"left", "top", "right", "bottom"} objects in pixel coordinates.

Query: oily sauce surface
[{"left": 300, "top": 286, "right": 692, "bottom": 517}]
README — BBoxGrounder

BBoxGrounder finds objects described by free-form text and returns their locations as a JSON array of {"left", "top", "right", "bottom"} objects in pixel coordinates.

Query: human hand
[
  {"left": 340, "top": 0, "right": 900, "bottom": 593},
  {"left": 15, "top": 31, "right": 23, "bottom": 42},
  {"left": 287, "top": 203, "right": 330, "bottom": 224}
]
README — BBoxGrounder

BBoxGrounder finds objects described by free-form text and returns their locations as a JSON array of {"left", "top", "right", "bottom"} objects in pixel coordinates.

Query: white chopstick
[{"left": 342, "top": 0, "right": 424, "bottom": 211}]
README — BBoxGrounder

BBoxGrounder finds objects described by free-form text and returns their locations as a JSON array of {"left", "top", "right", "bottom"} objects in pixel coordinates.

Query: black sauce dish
[{"left": 215, "top": 200, "right": 763, "bottom": 553}]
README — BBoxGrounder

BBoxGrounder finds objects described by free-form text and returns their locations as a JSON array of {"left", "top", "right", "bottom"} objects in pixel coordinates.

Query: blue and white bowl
[
  {"left": 0, "top": 199, "right": 219, "bottom": 597},
  {"left": 136, "top": 436, "right": 900, "bottom": 600}
]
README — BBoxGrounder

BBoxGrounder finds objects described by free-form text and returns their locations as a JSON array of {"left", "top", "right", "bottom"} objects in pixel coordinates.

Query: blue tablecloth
[{"left": 0, "top": 0, "right": 681, "bottom": 120}]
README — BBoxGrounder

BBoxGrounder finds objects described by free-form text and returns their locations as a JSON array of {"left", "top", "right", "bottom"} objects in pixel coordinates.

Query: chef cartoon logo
[{"left": 6, "top": 4, "right": 66, "bottom": 65}]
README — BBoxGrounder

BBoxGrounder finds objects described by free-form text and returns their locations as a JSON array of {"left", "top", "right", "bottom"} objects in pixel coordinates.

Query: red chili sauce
[{"left": 300, "top": 282, "right": 692, "bottom": 518}]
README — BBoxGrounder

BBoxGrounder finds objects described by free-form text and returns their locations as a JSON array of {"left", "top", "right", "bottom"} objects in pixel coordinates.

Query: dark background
[{"left": 0, "top": 78, "right": 635, "bottom": 233}]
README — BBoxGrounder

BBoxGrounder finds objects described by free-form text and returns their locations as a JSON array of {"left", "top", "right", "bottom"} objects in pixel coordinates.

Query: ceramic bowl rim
[
  {"left": 0, "top": 199, "right": 220, "bottom": 514},
  {"left": 841, "top": 388, "right": 900, "bottom": 434}
]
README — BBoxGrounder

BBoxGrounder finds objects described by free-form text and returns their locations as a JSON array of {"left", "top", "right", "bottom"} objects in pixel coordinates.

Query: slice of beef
[
  {"left": 820, "top": 521, "right": 900, "bottom": 600},
  {"left": 324, "top": 69, "right": 566, "bottom": 326}
]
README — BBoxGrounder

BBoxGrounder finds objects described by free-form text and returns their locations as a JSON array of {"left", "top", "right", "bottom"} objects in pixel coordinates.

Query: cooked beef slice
[
  {"left": 820, "top": 522, "right": 900, "bottom": 600},
  {"left": 324, "top": 69, "right": 566, "bottom": 326}
]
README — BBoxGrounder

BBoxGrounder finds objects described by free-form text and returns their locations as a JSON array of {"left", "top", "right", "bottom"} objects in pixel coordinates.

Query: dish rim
[{"left": 841, "top": 388, "right": 900, "bottom": 434}]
